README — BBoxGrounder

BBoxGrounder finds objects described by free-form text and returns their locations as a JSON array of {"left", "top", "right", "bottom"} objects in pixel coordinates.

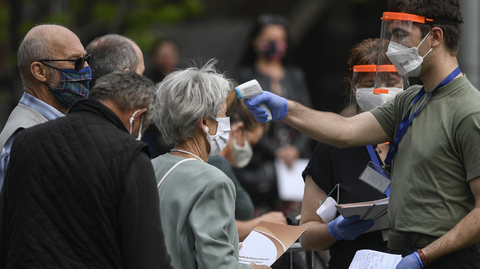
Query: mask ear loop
[
  {"left": 137, "top": 115, "right": 144, "bottom": 140},
  {"left": 417, "top": 30, "right": 433, "bottom": 58},
  {"left": 129, "top": 109, "right": 142, "bottom": 135},
  {"left": 319, "top": 183, "right": 340, "bottom": 206}
]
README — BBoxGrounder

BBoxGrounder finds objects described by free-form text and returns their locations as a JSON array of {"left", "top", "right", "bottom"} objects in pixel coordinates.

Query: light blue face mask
[{"left": 46, "top": 66, "right": 92, "bottom": 109}]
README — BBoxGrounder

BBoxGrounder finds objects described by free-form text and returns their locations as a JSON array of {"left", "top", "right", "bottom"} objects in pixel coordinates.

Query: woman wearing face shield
[
  {"left": 152, "top": 59, "right": 270, "bottom": 269},
  {"left": 299, "top": 39, "right": 404, "bottom": 269},
  {"left": 207, "top": 89, "right": 288, "bottom": 242}
]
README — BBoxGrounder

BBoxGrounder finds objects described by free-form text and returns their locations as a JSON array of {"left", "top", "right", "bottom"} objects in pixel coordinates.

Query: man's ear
[
  {"left": 30, "top": 62, "right": 48, "bottom": 82},
  {"left": 133, "top": 108, "right": 148, "bottom": 120},
  {"left": 124, "top": 68, "right": 130, "bottom": 72},
  {"left": 430, "top": 27, "right": 443, "bottom": 48}
]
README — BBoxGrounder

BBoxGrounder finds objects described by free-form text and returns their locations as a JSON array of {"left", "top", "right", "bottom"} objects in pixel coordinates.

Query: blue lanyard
[
  {"left": 366, "top": 145, "right": 381, "bottom": 167},
  {"left": 384, "top": 67, "right": 461, "bottom": 166},
  {"left": 366, "top": 145, "right": 390, "bottom": 197}
]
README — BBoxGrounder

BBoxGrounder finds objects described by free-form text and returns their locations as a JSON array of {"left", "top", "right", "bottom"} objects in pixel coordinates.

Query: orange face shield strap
[
  {"left": 352, "top": 65, "right": 397, "bottom": 73},
  {"left": 381, "top": 12, "right": 458, "bottom": 26}
]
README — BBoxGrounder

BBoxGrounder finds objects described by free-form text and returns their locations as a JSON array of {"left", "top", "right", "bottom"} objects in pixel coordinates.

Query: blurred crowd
[{"left": 1, "top": 1, "right": 480, "bottom": 269}]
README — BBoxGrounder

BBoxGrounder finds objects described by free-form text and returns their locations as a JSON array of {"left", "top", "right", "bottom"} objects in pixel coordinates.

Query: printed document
[
  {"left": 239, "top": 221, "right": 307, "bottom": 266},
  {"left": 349, "top": 249, "right": 402, "bottom": 269}
]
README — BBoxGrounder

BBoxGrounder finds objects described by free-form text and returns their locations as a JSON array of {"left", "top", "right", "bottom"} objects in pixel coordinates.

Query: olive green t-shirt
[{"left": 371, "top": 75, "right": 480, "bottom": 238}]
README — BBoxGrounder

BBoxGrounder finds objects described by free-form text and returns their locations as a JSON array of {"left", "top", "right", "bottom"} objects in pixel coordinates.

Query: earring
[{"left": 205, "top": 126, "right": 209, "bottom": 133}]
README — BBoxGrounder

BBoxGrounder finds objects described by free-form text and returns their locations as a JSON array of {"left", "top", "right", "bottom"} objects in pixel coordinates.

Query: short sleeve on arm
[
  {"left": 369, "top": 100, "right": 398, "bottom": 140},
  {"left": 306, "top": 143, "right": 336, "bottom": 195},
  {"left": 456, "top": 112, "right": 480, "bottom": 181}
]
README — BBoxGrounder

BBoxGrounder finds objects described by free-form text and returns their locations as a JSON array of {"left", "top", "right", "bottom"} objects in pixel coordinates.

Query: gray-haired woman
[{"left": 152, "top": 59, "right": 270, "bottom": 269}]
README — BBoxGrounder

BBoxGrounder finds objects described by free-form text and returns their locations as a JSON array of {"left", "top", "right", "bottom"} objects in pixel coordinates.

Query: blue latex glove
[
  {"left": 396, "top": 252, "right": 424, "bottom": 269},
  {"left": 243, "top": 91, "right": 288, "bottom": 122},
  {"left": 328, "top": 215, "right": 374, "bottom": 241}
]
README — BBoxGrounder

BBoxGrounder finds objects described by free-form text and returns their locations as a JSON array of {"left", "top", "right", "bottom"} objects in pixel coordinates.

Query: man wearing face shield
[
  {"left": 0, "top": 72, "right": 173, "bottom": 268},
  {"left": 242, "top": 0, "right": 480, "bottom": 268},
  {"left": 0, "top": 24, "right": 92, "bottom": 192}
]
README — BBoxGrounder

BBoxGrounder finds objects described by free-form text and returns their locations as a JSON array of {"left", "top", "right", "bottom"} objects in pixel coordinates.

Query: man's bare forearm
[
  {"left": 422, "top": 207, "right": 480, "bottom": 263},
  {"left": 283, "top": 100, "right": 390, "bottom": 147}
]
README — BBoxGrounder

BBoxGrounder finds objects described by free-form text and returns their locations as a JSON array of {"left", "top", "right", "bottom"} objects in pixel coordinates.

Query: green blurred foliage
[
  {"left": 44, "top": 13, "right": 70, "bottom": 26},
  {"left": 1, "top": 0, "right": 204, "bottom": 69},
  {"left": 93, "top": 2, "right": 117, "bottom": 24}
]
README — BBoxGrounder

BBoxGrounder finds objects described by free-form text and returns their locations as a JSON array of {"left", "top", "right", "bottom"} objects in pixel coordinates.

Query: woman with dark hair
[
  {"left": 299, "top": 38, "right": 404, "bottom": 269},
  {"left": 235, "top": 13, "right": 313, "bottom": 215}
]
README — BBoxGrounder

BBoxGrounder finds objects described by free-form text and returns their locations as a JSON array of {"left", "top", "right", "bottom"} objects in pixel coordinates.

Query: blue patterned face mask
[{"left": 47, "top": 66, "right": 92, "bottom": 109}]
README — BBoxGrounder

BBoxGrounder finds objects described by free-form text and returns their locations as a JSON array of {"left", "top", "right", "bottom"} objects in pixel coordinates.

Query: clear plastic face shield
[
  {"left": 351, "top": 64, "right": 404, "bottom": 112},
  {"left": 377, "top": 12, "right": 436, "bottom": 78}
]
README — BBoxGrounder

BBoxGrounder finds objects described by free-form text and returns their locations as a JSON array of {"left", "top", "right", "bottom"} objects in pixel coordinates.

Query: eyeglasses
[{"left": 38, "top": 54, "right": 92, "bottom": 71}]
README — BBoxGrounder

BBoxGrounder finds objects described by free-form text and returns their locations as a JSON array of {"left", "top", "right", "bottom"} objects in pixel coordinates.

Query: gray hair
[
  {"left": 89, "top": 71, "right": 158, "bottom": 126},
  {"left": 17, "top": 27, "right": 56, "bottom": 86},
  {"left": 86, "top": 34, "right": 139, "bottom": 87},
  {"left": 155, "top": 59, "right": 233, "bottom": 144}
]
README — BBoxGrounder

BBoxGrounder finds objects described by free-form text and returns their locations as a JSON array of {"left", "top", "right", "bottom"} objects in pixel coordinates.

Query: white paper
[
  {"left": 275, "top": 158, "right": 309, "bottom": 201},
  {"left": 239, "top": 230, "right": 278, "bottom": 265},
  {"left": 238, "top": 221, "right": 307, "bottom": 266},
  {"left": 348, "top": 249, "right": 402, "bottom": 269}
]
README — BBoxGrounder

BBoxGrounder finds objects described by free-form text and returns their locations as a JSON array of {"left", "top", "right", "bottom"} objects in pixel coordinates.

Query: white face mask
[
  {"left": 129, "top": 109, "right": 144, "bottom": 141},
  {"left": 230, "top": 135, "right": 253, "bottom": 168},
  {"left": 355, "top": 86, "right": 403, "bottom": 111},
  {"left": 206, "top": 117, "right": 230, "bottom": 156},
  {"left": 386, "top": 31, "right": 432, "bottom": 77}
]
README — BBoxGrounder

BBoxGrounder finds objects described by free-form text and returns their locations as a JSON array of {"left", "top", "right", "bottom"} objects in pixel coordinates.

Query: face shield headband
[
  {"left": 352, "top": 64, "right": 404, "bottom": 112},
  {"left": 377, "top": 12, "right": 459, "bottom": 78}
]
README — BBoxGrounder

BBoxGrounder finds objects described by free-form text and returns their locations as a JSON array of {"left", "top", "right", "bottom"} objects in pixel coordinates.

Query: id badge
[{"left": 359, "top": 161, "right": 391, "bottom": 194}]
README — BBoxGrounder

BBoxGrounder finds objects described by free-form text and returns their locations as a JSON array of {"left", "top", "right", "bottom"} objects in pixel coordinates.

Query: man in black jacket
[{"left": 0, "top": 72, "right": 173, "bottom": 269}]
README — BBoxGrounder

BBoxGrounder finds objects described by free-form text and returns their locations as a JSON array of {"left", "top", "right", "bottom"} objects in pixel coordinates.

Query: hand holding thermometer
[{"left": 235, "top": 79, "right": 273, "bottom": 121}]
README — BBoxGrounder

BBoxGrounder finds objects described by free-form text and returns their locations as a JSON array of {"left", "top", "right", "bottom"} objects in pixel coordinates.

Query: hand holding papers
[
  {"left": 335, "top": 197, "right": 389, "bottom": 233},
  {"left": 239, "top": 221, "right": 307, "bottom": 266},
  {"left": 349, "top": 249, "right": 402, "bottom": 269},
  {"left": 328, "top": 215, "right": 374, "bottom": 241}
]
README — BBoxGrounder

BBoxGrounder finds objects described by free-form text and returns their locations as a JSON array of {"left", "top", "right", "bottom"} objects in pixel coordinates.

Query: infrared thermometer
[{"left": 235, "top": 79, "right": 272, "bottom": 121}]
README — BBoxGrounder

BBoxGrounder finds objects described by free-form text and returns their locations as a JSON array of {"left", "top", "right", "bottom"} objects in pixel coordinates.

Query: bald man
[
  {"left": 128, "top": 38, "right": 146, "bottom": 75},
  {"left": 0, "top": 24, "right": 91, "bottom": 190},
  {"left": 86, "top": 34, "right": 145, "bottom": 87}
]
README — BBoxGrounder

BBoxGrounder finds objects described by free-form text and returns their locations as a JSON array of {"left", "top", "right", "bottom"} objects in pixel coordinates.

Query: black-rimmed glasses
[{"left": 38, "top": 54, "right": 92, "bottom": 71}]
